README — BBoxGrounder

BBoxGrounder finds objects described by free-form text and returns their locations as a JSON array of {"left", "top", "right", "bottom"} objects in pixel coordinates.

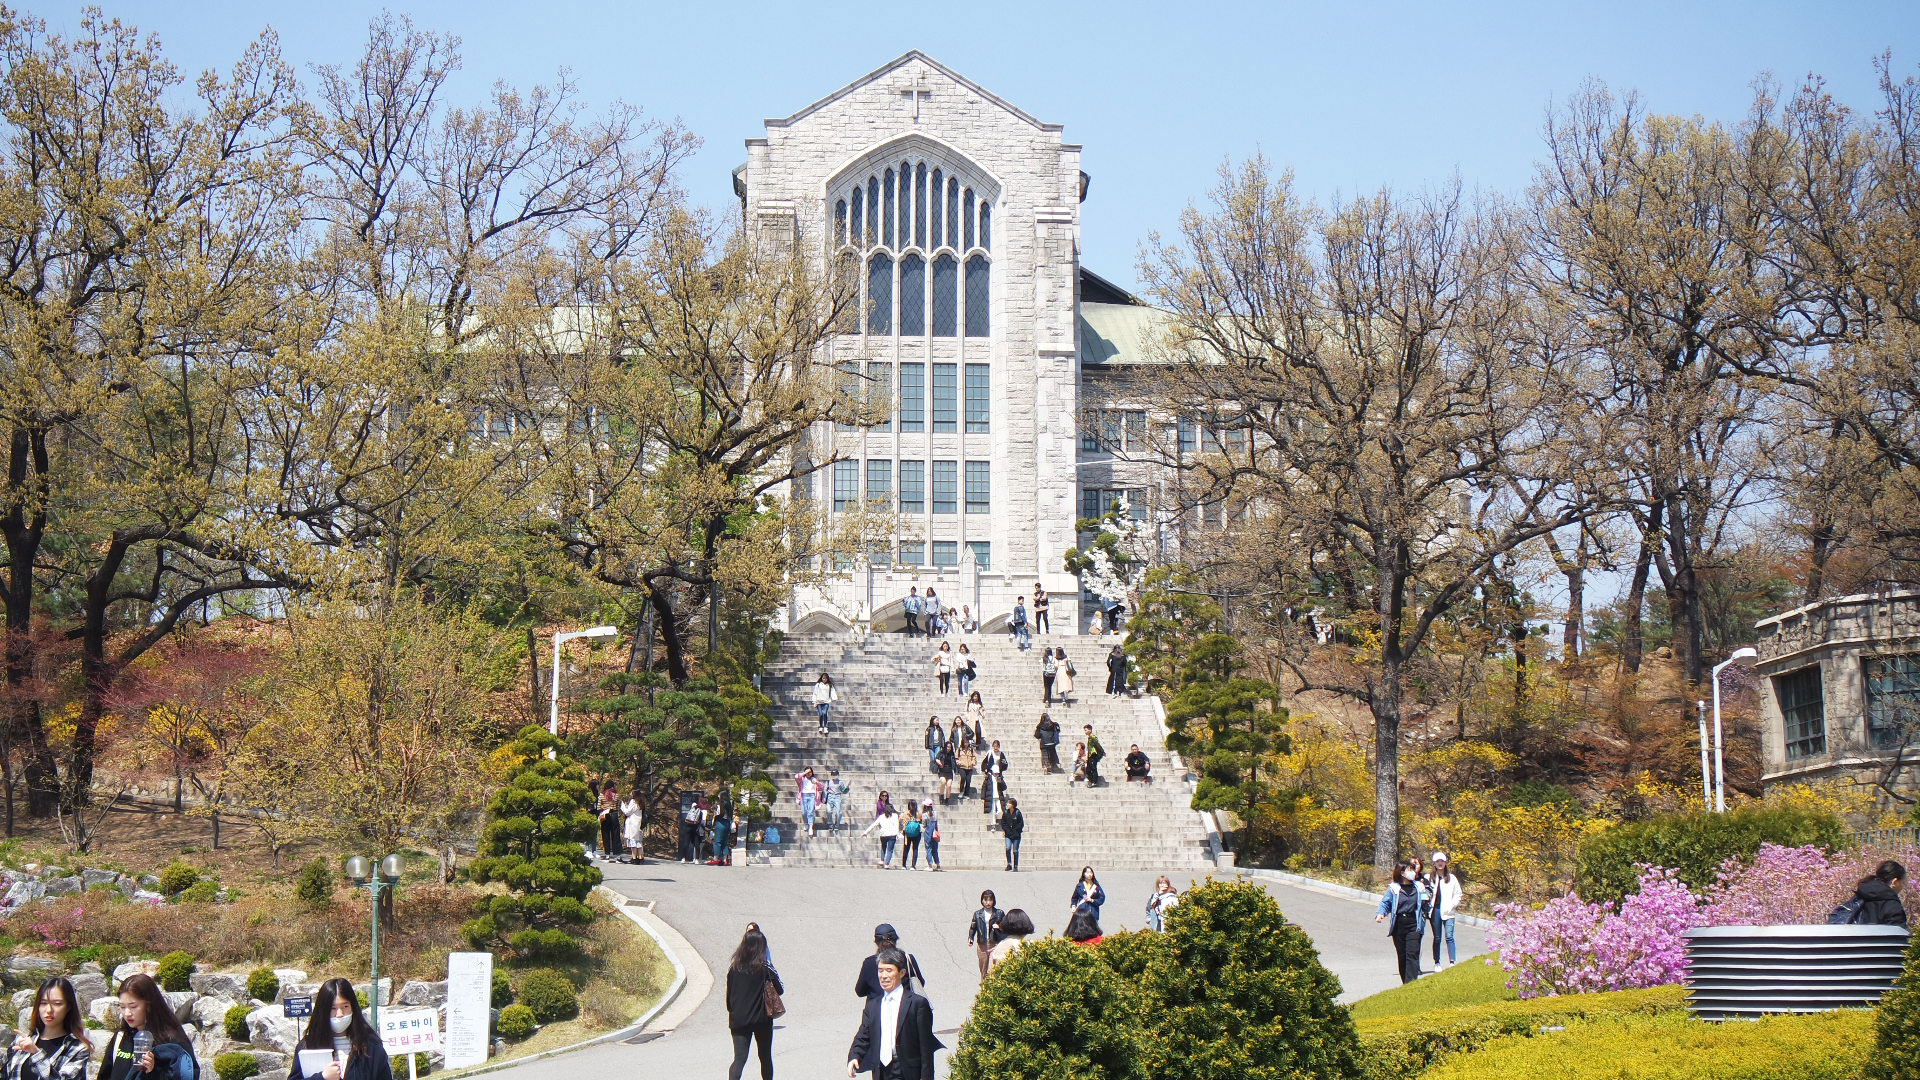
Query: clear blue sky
[{"left": 41, "top": 1, "right": 1920, "bottom": 291}]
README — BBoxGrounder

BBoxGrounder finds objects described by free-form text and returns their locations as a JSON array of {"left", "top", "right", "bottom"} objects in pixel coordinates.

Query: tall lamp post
[
  {"left": 550, "top": 626, "right": 618, "bottom": 736},
  {"left": 344, "top": 853, "right": 404, "bottom": 1028},
  {"left": 1712, "top": 647, "right": 1760, "bottom": 812}
]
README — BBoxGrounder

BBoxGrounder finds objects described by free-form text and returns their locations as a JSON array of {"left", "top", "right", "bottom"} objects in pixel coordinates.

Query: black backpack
[{"left": 1827, "top": 896, "right": 1866, "bottom": 925}]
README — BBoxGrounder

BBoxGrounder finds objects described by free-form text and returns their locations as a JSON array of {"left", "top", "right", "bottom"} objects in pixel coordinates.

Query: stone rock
[
  {"left": 2, "top": 881, "right": 45, "bottom": 908},
  {"left": 0, "top": 870, "right": 22, "bottom": 883},
  {"left": 191, "top": 995, "right": 239, "bottom": 1030},
  {"left": 113, "top": 960, "right": 161, "bottom": 984},
  {"left": 270, "top": 970, "right": 308, "bottom": 990},
  {"left": 164, "top": 991, "right": 197, "bottom": 1017},
  {"left": 250, "top": 1052, "right": 288, "bottom": 1073},
  {"left": 68, "top": 972, "right": 108, "bottom": 1012},
  {"left": 36, "top": 866, "right": 64, "bottom": 879},
  {"left": 395, "top": 980, "right": 447, "bottom": 1007},
  {"left": 351, "top": 979, "right": 391, "bottom": 1007},
  {"left": 115, "top": 878, "right": 136, "bottom": 898},
  {"left": 130, "top": 890, "right": 164, "bottom": 903},
  {"left": 8, "top": 990, "right": 30, "bottom": 1011},
  {"left": 3, "top": 956, "right": 62, "bottom": 988},
  {"left": 245, "top": 1006, "right": 299, "bottom": 1053},
  {"left": 41, "top": 875, "right": 81, "bottom": 897},
  {"left": 77, "top": 961, "right": 102, "bottom": 975},
  {"left": 190, "top": 973, "right": 248, "bottom": 999},
  {"left": 275, "top": 981, "right": 317, "bottom": 1004},
  {"left": 88, "top": 997, "right": 121, "bottom": 1028},
  {"left": 257, "top": 1070, "right": 289, "bottom": 1080},
  {"left": 138, "top": 875, "right": 160, "bottom": 888},
  {"left": 80, "top": 868, "right": 118, "bottom": 891}
]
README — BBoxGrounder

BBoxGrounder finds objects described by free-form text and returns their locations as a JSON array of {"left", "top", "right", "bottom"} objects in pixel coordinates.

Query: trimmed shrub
[
  {"left": 155, "top": 951, "right": 195, "bottom": 992},
  {"left": 295, "top": 859, "right": 334, "bottom": 909},
  {"left": 1355, "top": 985, "right": 1686, "bottom": 1077},
  {"left": 156, "top": 862, "right": 199, "bottom": 897},
  {"left": 1573, "top": 805, "right": 1845, "bottom": 904},
  {"left": 952, "top": 938, "right": 1145, "bottom": 1080},
  {"left": 1868, "top": 928, "right": 1920, "bottom": 1080},
  {"left": 1419, "top": 1008, "right": 1872, "bottom": 1080},
  {"left": 224, "top": 1003, "right": 252, "bottom": 1042},
  {"left": 400, "top": 1054, "right": 431, "bottom": 1077},
  {"left": 246, "top": 968, "right": 279, "bottom": 1004},
  {"left": 176, "top": 880, "right": 221, "bottom": 904},
  {"left": 490, "top": 968, "right": 514, "bottom": 1008},
  {"left": 462, "top": 727, "right": 600, "bottom": 961},
  {"left": 515, "top": 968, "right": 578, "bottom": 1023},
  {"left": 496, "top": 1004, "right": 537, "bottom": 1041},
  {"left": 211, "top": 1052, "right": 260, "bottom": 1080}
]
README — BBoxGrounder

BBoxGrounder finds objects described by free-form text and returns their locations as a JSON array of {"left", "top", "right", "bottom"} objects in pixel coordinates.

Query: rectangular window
[
  {"left": 898, "top": 541, "right": 925, "bottom": 566},
  {"left": 834, "top": 362, "right": 860, "bottom": 432},
  {"left": 1079, "top": 409, "right": 1148, "bottom": 452},
  {"left": 898, "top": 459, "right": 925, "bottom": 514},
  {"left": 969, "top": 540, "right": 991, "bottom": 570},
  {"left": 932, "top": 363, "right": 957, "bottom": 433},
  {"left": 1080, "top": 487, "right": 1106, "bottom": 523},
  {"left": 932, "top": 540, "right": 959, "bottom": 568},
  {"left": 865, "top": 459, "right": 892, "bottom": 507},
  {"left": 1079, "top": 487, "right": 1146, "bottom": 523},
  {"left": 1178, "top": 417, "right": 1198, "bottom": 455},
  {"left": 866, "top": 362, "right": 892, "bottom": 432},
  {"left": 965, "top": 364, "right": 991, "bottom": 433},
  {"left": 965, "top": 256, "right": 990, "bottom": 336},
  {"left": 931, "top": 460, "right": 958, "bottom": 514},
  {"left": 965, "top": 460, "right": 991, "bottom": 514},
  {"left": 832, "top": 460, "right": 860, "bottom": 513},
  {"left": 1866, "top": 654, "right": 1920, "bottom": 750},
  {"left": 899, "top": 363, "right": 924, "bottom": 432},
  {"left": 1778, "top": 666, "right": 1827, "bottom": 759}
]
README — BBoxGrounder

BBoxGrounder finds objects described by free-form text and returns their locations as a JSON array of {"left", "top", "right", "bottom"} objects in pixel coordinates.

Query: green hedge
[
  {"left": 1574, "top": 805, "right": 1846, "bottom": 903},
  {"left": 211, "top": 1052, "right": 260, "bottom": 1080},
  {"left": 1868, "top": 929, "right": 1920, "bottom": 1080},
  {"left": 1356, "top": 985, "right": 1686, "bottom": 1078},
  {"left": 156, "top": 951, "right": 195, "bottom": 992},
  {"left": 515, "top": 968, "right": 578, "bottom": 1023},
  {"left": 1420, "top": 1008, "right": 1874, "bottom": 1080},
  {"left": 223, "top": 1003, "right": 252, "bottom": 1042},
  {"left": 497, "top": 1004, "right": 537, "bottom": 1041}
]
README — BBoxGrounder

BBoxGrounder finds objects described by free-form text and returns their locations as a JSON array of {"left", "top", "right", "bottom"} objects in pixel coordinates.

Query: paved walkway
[{"left": 491, "top": 861, "right": 1489, "bottom": 1080}]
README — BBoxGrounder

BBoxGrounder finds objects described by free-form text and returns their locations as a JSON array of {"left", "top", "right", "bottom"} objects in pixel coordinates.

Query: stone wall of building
[{"left": 1754, "top": 589, "right": 1920, "bottom": 792}]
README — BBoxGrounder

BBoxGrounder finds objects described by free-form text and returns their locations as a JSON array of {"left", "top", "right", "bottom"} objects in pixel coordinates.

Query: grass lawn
[{"left": 1347, "top": 954, "right": 1512, "bottom": 1021}]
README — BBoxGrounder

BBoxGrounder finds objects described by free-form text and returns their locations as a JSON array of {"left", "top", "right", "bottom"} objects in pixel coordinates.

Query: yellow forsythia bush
[
  {"left": 1418, "top": 1008, "right": 1874, "bottom": 1080},
  {"left": 1413, "top": 790, "right": 1613, "bottom": 903}
]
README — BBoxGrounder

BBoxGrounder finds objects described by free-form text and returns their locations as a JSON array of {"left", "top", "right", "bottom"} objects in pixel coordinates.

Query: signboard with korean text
[{"left": 443, "top": 952, "right": 493, "bottom": 1069}]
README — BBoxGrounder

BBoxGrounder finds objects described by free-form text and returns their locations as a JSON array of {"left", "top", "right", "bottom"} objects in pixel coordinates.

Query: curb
[
  {"left": 434, "top": 885, "right": 693, "bottom": 1078},
  {"left": 1235, "top": 867, "right": 1494, "bottom": 929}
]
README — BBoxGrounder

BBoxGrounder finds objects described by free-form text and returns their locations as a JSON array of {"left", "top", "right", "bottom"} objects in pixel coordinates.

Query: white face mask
[
  {"left": 330, "top": 1014, "right": 352, "bottom": 1034},
  {"left": 1402, "top": 871, "right": 1415, "bottom": 882}
]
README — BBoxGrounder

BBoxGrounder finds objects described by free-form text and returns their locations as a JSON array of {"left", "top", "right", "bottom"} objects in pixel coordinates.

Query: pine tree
[
  {"left": 464, "top": 727, "right": 601, "bottom": 958},
  {"left": 1868, "top": 928, "right": 1920, "bottom": 1080}
]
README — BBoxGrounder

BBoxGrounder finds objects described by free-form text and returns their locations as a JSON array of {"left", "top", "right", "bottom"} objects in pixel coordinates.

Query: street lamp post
[
  {"left": 549, "top": 626, "right": 619, "bottom": 736},
  {"left": 344, "top": 853, "right": 405, "bottom": 1028},
  {"left": 1712, "top": 647, "right": 1760, "bottom": 812}
]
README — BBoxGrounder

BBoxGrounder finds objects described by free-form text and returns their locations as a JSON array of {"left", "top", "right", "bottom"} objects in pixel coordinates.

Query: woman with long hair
[
  {"left": 1146, "top": 876, "right": 1181, "bottom": 932},
  {"left": 900, "top": 801, "right": 924, "bottom": 869},
  {"left": 1065, "top": 909, "right": 1103, "bottom": 946},
  {"left": 1070, "top": 866, "right": 1106, "bottom": 920},
  {"left": 1374, "top": 861, "right": 1430, "bottom": 984},
  {"left": 100, "top": 974, "right": 195, "bottom": 1080},
  {"left": 725, "top": 926, "right": 783, "bottom": 1080},
  {"left": 287, "top": 978, "right": 392, "bottom": 1080},
  {"left": 10, "top": 977, "right": 90, "bottom": 1080},
  {"left": 812, "top": 672, "right": 837, "bottom": 735}
]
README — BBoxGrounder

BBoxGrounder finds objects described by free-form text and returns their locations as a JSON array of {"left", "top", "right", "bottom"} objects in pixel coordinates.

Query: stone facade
[
  {"left": 744, "top": 52, "right": 1112, "bottom": 635},
  {"left": 1753, "top": 589, "right": 1920, "bottom": 794}
]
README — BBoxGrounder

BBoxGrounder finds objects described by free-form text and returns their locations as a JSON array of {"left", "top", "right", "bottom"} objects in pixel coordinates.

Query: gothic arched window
[{"left": 830, "top": 141, "right": 995, "bottom": 339}]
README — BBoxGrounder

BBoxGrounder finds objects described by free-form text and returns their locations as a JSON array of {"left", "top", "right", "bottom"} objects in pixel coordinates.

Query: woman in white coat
[{"left": 621, "top": 792, "right": 644, "bottom": 864}]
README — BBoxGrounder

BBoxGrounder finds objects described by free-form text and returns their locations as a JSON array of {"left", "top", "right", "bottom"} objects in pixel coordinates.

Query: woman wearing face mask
[
  {"left": 288, "top": 978, "right": 393, "bottom": 1080},
  {"left": 99, "top": 975, "right": 195, "bottom": 1080},
  {"left": 1374, "top": 861, "right": 1431, "bottom": 984},
  {"left": 10, "top": 977, "right": 91, "bottom": 1080}
]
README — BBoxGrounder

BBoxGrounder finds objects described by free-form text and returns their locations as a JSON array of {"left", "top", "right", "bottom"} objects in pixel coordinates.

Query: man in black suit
[{"left": 847, "top": 948, "right": 942, "bottom": 1079}]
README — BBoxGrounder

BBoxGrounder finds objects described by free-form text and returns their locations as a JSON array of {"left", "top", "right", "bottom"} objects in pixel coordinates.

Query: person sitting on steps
[{"left": 1124, "top": 744, "right": 1151, "bottom": 782}]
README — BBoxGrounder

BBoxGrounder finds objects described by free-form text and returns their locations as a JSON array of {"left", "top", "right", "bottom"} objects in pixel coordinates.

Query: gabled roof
[{"left": 764, "top": 51, "right": 1062, "bottom": 134}]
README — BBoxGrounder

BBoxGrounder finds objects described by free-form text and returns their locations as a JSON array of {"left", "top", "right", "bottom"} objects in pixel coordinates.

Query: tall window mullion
[
  {"left": 866, "top": 361, "right": 893, "bottom": 431},
  {"left": 867, "top": 253, "right": 893, "bottom": 335},
  {"left": 1778, "top": 667, "right": 1827, "bottom": 759},
  {"left": 899, "top": 363, "right": 925, "bottom": 432},
  {"left": 899, "top": 255, "right": 926, "bottom": 336},
  {"left": 832, "top": 460, "right": 859, "bottom": 513},
  {"left": 931, "top": 460, "right": 957, "bottom": 514},
  {"left": 899, "top": 459, "right": 925, "bottom": 514},
  {"left": 931, "top": 363, "right": 957, "bottom": 433},
  {"left": 865, "top": 459, "right": 892, "bottom": 509},
  {"left": 964, "top": 364, "right": 990, "bottom": 433},
  {"left": 965, "top": 460, "right": 990, "bottom": 514}
]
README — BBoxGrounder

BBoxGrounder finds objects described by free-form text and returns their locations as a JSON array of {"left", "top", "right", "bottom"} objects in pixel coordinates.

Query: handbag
[{"left": 762, "top": 974, "right": 786, "bottom": 1019}]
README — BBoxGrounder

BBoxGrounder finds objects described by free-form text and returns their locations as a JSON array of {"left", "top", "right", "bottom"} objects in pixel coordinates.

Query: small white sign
[
  {"left": 443, "top": 952, "right": 493, "bottom": 1069},
  {"left": 376, "top": 1007, "right": 440, "bottom": 1054}
]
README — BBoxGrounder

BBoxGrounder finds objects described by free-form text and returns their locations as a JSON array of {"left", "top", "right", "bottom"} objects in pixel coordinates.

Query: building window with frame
[
  {"left": 866, "top": 361, "right": 892, "bottom": 431},
  {"left": 1079, "top": 487, "right": 1147, "bottom": 523},
  {"left": 965, "top": 460, "right": 991, "bottom": 514},
  {"left": 834, "top": 362, "right": 861, "bottom": 432},
  {"left": 899, "top": 363, "right": 924, "bottom": 432},
  {"left": 968, "top": 540, "right": 991, "bottom": 570},
  {"left": 898, "top": 541, "right": 925, "bottom": 566},
  {"left": 1177, "top": 417, "right": 1198, "bottom": 455},
  {"left": 931, "top": 254, "right": 958, "bottom": 336},
  {"left": 931, "top": 460, "right": 958, "bottom": 514},
  {"left": 832, "top": 460, "right": 860, "bottom": 513},
  {"left": 899, "top": 459, "right": 925, "bottom": 514},
  {"left": 867, "top": 252, "right": 893, "bottom": 335},
  {"left": 964, "top": 364, "right": 990, "bottom": 433},
  {"left": 1777, "top": 666, "right": 1826, "bottom": 759},
  {"left": 1080, "top": 409, "right": 1147, "bottom": 453},
  {"left": 932, "top": 540, "right": 959, "bottom": 568},
  {"left": 1865, "top": 653, "right": 1920, "bottom": 750},
  {"left": 964, "top": 255, "right": 990, "bottom": 337},
  {"left": 931, "top": 363, "right": 958, "bottom": 433},
  {"left": 899, "top": 255, "right": 926, "bottom": 336},
  {"left": 865, "top": 459, "right": 892, "bottom": 508}
]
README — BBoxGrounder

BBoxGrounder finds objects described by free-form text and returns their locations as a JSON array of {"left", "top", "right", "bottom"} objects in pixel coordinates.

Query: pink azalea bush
[{"left": 1491, "top": 842, "right": 1920, "bottom": 998}]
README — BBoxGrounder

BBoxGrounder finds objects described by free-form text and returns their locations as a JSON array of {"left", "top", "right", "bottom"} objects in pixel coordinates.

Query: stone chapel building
[{"left": 741, "top": 52, "right": 1176, "bottom": 636}]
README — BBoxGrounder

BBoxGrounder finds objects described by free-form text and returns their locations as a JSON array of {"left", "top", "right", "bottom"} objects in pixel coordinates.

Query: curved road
[{"left": 494, "top": 862, "right": 1486, "bottom": 1079}]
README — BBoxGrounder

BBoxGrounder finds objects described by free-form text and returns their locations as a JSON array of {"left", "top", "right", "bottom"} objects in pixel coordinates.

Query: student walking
[
  {"left": 1041, "top": 649, "right": 1058, "bottom": 704},
  {"left": 597, "top": 784, "right": 623, "bottom": 860},
  {"left": 968, "top": 890, "right": 1003, "bottom": 977},
  {"left": 925, "top": 587, "right": 942, "bottom": 629},
  {"left": 1054, "top": 647, "right": 1075, "bottom": 705},
  {"left": 903, "top": 587, "right": 923, "bottom": 637},
  {"left": 1010, "top": 598, "right": 1032, "bottom": 650},
  {"left": 999, "top": 798, "right": 1024, "bottom": 871},
  {"left": 956, "top": 644, "right": 977, "bottom": 697},
  {"left": 725, "top": 926, "right": 783, "bottom": 1080},
  {"left": 1034, "top": 711, "right": 1061, "bottom": 773},
  {"left": 286, "top": 977, "right": 390, "bottom": 1080},
  {"left": 931, "top": 642, "right": 955, "bottom": 693},
  {"left": 862, "top": 800, "right": 902, "bottom": 867},
  {"left": 854, "top": 925, "right": 927, "bottom": 999},
  {"left": 924, "top": 716, "right": 945, "bottom": 771},
  {"left": 710, "top": 789, "right": 735, "bottom": 865},
  {"left": 981, "top": 740, "right": 1008, "bottom": 819},
  {"left": 954, "top": 732, "right": 978, "bottom": 799},
  {"left": 900, "top": 803, "right": 924, "bottom": 869},
  {"left": 1838, "top": 860, "right": 1910, "bottom": 926},
  {"left": 795, "top": 767, "right": 822, "bottom": 837},
  {"left": 1070, "top": 866, "right": 1106, "bottom": 920},
  {"left": 1146, "top": 876, "right": 1181, "bottom": 931},
  {"left": 1430, "top": 852, "right": 1463, "bottom": 967},
  {"left": 846, "top": 948, "right": 941, "bottom": 1080},
  {"left": 963, "top": 692, "right": 987, "bottom": 743},
  {"left": 621, "top": 791, "right": 644, "bottom": 863},
  {"left": 934, "top": 739, "right": 956, "bottom": 803},
  {"left": 1032, "top": 584, "right": 1050, "bottom": 634},
  {"left": 812, "top": 673, "right": 838, "bottom": 735},
  {"left": 1104, "top": 646, "right": 1128, "bottom": 695},
  {"left": 824, "top": 773, "right": 850, "bottom": 835},
  {"left": 1083, "top": 725, "right": 1106, "bottom": 786},
  {"left": 920, "top": 799, "right": 942, "bottom": 870},
  {"left": 1376, "top": 861, "right": 1432, "bottom": 984}
]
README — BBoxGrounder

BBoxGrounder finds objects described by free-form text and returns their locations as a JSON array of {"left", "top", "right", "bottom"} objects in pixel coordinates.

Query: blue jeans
[
  {"left": 800, "top": 793, "right": 817, "bottom": 830},
  {"left": 1432, "top": 916, "right": 1456, "bottom": 963},
  {"left": 815, "top": 703, "right": 830, "bottom": 729},
  {"left": 1014, "top": 625, "right": 1030, "bottom": 649},
  {"left": 957, "top": 671, "right": 973, "bottom": 696},
  {"left": 879, "top": 836, "right": 897, "bottom": 865},
  {"left": 1003, "top": 835, "right": 1021, "bottom": 869},
  {"left": 926, "top": 836, "right": 940, "bottom": 868}
]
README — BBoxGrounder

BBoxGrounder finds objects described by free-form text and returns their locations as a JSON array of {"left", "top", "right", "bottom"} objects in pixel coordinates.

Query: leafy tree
[
  {"left": 1869, "top": 927, "right": 1920, "bottom": 1080},
  {"left": 951, "top": 938, "right": 1145, "bottom": 1080},
  {"left": 577, "top": 672, "right": 776, "bottom": 834},
  {"left": 464, "top": 726, "right": 601, "bottom": 959}
]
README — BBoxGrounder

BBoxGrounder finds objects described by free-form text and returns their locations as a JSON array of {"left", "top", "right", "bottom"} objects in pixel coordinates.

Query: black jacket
[
  {"left": 1034, "top": 718, "right": 1059, "bottom": 746},
  {"left": 999, "top": 808, "right": 1024, "bottom": 838},
  {"left": 725, "top": 963, "right": 784, "bottom": 1030},
  {"left": 99, "top": 1035, "right": 199, "bottom": 1080},
  {"left": 287, "top": 1039, "right": 392, "bottom": 1080},
  {"left": 848, "top": 986, "right": 943, "bottom": 1080},
  {"left": 855, "top": 953, "right": 925, "bottom": 998},
  {"left": 968, "top": 906, "right": 1002, "bottom": 947},
  {"left": 1855, "top": 879, "right": 1910, "bottom": 927}
]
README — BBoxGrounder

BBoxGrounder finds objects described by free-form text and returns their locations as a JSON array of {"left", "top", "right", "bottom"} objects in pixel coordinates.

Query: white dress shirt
[{"left": 878, "top": 985, "right": 903, "bottom": 1065}]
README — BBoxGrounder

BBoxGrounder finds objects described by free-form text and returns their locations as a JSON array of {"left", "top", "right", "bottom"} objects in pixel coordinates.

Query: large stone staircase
[{"left": 750, "top": 633, "right": 1216, "bottom": 871}]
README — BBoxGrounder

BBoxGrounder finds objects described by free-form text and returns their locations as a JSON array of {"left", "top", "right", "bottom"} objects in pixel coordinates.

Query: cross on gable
[{"left": 897, "top": 73, "right": 933, "bottom": 122}]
